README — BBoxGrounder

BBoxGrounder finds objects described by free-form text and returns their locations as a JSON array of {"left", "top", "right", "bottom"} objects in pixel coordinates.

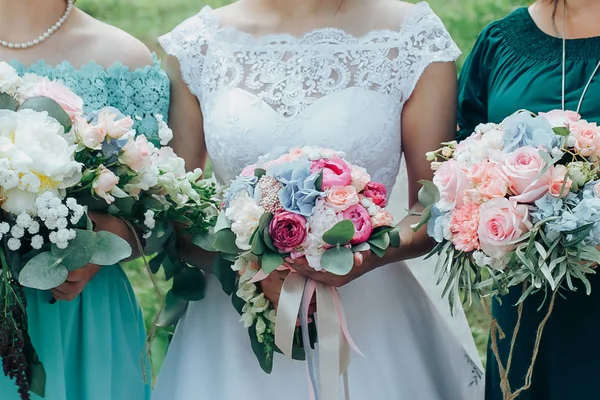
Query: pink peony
[
  {"left": 548, "top": 165, "right": 572, "bottom": 198},
  {"left": 93, "top": 165, "right": 120, "bottom": 204},
  {"left": 34, "top": 80, "right": 84, "bottom": 121},
  {"left": 350, "top": 165, "right": 371, "bottom": 192},
  {"left": 326, "top": 185, "right": 360, "bottom": 211},
  {"left": 501, "top": 146, "right": 550, "bottom": 204},
  {"left": 269, "top": 211, "right": 308, "bottom": 253},
  {"left": 572, "top": 120, "right": 600, "bottom": 158},
  {"left": 342, "top": 204, "right": 373, "bottom": 245},
  {"left": 539, "top": 109, "right": 581, "bottom": 128},
  {"left": 76, "top": 116, "right": 107, "bottom": 150},
  {"left": 97, "top": 108, "right": 134, "bottom": 139},
  {"left": 450, "top": 203, "right": 480, "bottom": 252},
  {"left": 120, "top": 135, "right": 153, "bottom": 171},
  {"left": 371, "top": 209, "right": 394, "bottom": 228},
  {"left": 433, "top": 159, "right": 470, "bottom": 211},
  {"left": 362, "top": 182, "right": 387, "bottom": 207},
  {"left": 310, "top": 157, "right": 352, "bottom": 189},
  {"left": 478, "top": 198, "right": 532, "bottom": 259}
]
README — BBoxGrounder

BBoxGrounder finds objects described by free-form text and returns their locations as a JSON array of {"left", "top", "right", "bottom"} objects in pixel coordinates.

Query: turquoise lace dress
[{"left": 1, "top": 56, "right": 170, "bottom": 400}]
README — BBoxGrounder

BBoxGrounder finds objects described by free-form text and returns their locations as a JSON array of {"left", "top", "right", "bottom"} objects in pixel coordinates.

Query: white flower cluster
[
  {"left": 225, "top": 192, "right": 265, "bottom": 251},
  {"left": 0, "top": 62, "right": 22, "bottom": 96},
  {"left": 233, "top": 256, "right": 277, "bottom": 344},
  {"left": 144, "top": 210, "right": 156, "bottom": 230},
  {"left": 155, "top": 114, "right": 173, "bottom": 146},
  {"left": 297, "top": 146, "right": 345, "bottom": 161},
  {"left": 453, "top": 124, "right": 504, "bottom": 164}
]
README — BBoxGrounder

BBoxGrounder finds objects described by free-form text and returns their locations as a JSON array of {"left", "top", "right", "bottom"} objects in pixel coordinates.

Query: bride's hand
[
  {"left": 259, "top": 269, "right": 317, "bottom": 320},
  {"left": 286, "top": 251, "right": 381, "bottom": 288}
]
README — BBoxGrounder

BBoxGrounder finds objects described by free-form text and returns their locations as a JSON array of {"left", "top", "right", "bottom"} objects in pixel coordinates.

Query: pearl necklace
[{"left": 0, "top": 0, "right": 74, "bottom": 50}]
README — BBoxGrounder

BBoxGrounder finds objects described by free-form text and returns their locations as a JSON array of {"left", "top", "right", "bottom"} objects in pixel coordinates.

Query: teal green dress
[
  {"left": 1, "top": 57, "right": 170, "bottom": 400},
  {"left": 458, "top": 8, "right": 600, "bottom": 400}
]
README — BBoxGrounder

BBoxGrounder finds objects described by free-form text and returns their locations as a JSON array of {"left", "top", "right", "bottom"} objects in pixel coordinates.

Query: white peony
[
  {"left": 0, "top": 109, "right": 81, "bottom": 214},
  {"left": 225, "top": 192, "right": 264, "bottom": 251},
  {"left": 301, "top": 199, "right": 342, "bottom": 270},
  {"left": 0, "top": 62, "right": 22, "bottom": 96},
  {"left": 455, "top": 128, "right": 504, "bottom": 164}
]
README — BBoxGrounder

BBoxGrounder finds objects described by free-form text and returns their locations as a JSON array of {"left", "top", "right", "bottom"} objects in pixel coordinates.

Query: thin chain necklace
[
  {"left": 552, "top": 0, "right": 600, "bottom": 113},
  {"left": 0, "top": 0, "right": 74, "bottom": 50}
]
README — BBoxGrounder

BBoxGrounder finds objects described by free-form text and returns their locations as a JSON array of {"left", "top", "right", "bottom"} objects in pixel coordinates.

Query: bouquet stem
[{"left": 485, "top": 283, "right": 558, "bottom": 400}]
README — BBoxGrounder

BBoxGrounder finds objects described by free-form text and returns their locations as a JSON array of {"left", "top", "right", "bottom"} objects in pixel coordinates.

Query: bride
[{"left": 153, "top": 0, "right": 484, "bottom": 399}]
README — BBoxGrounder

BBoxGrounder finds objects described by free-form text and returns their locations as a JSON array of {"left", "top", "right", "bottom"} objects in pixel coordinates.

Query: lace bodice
[
  {"left": 9, "top": 55, "right": 170, "bottom": 143},
  {"left": 160, "top": 2, "right": 460, "bottom": 189}
]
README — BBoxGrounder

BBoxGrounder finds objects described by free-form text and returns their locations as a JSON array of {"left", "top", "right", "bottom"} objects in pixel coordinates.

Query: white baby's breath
[
  {"left": 7, "top": 237, "right": 21, "bottom": 251},
  {"left": 30, "top": 235, "right": 44, "bottom": 250}
]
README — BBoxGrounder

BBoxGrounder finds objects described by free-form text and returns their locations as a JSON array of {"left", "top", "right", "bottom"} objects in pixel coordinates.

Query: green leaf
[
  {"left": 368, "top": 233, "right": 390, "bottom": 251},
  {"left": 417, "top": 180, "right": 440, "bottom": 207},
  {"left": 156, "top": 290, "right": 189, "bottom": 328},
  {"left": 248, "top": 322, "right": 273, "bottom": 374},
  {"left": 261, "top": 251, "right": 283, "bottom": 274},
  {"left": 263, "top": 226, "right": 277, "bottom": 252},
  {"left": 257, "top": 212, "right": 274, "bottom": 234},
  {"left": 389, "top": 229, "right": 401, "bottom": 248},
  {"left": 254, "top": 168, "right": 267, "bottom": 179},
  {"left": 19, "top": 96, "right": 72, "bottom": 131},
  {"left": 213, "top": 229, "right": 241, "bottom": 254},
  {"left": 411, "top": 204, "right": 433, "bottom": 232},
  {"left": 90, "top": 230, "right": 132, "bottom": 265},
  {"left": 18, "top": 252, "right": 69, "bottom": 290},
  {"left": 215, "top": 211, "right": 232, "bottom": 232},
  {"left": 192, "top": 227, "right": 216, "bottom": 252},
  {"left": 212, "top": 254, "right": 237, "bottom": 295},
  {"left": 370, "top": 226, "right": 394, "bottom": 238},
  {"left": 172, "top": 267, "right": 205, "bottom": 301},
  {"left": 162, "top": 254, "right": 184, "bottom": 281},
  {"left": 114, "top": 196, "right": 135, "bottom": 214},
  {"left": 315, "top": 170, "right": 324, "bottom": 192},
  {"left": 148, "top": 251, "right": 167, "bottom": 274},
  {"left": 321, "top": 246, "right": 354, "bottom": 275},
  {"left": 563, "top": 224, "right": 594, "bottom": 247},
  {"left": 323, "top": 220, "right": 355, "bottom": 246},
  {"left": 29, "top": 359, "right": 46, "bottom": 398},
  {"left": 51, "top": 229, "right": 97, "bottom": 271},
  {"left": 351, "top": 242, "right": 371, "bottom": 252},
  {"left": 370, "top": 245, "right": 387, "bottom": 258},
  {"left": 251, "top": 230, "right": 266, "bottom": 256},
  {"left": 0, "top": 93, "right": 18, "bottom": 111},
  {"left": 553, "top": 126, "right": 570, "bottom": 137}
]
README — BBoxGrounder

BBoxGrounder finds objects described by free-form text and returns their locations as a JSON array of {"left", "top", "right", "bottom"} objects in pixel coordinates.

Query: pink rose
[
  {"left": 572, "top": 120, "right": 600, "bottom": 158},
  {"left": 120, "top": 135, "right": 153, "bottom": 171},
  {"left": 362, "top": 182, "right": 387, "bottom": 207},
  {"left": 97, "top": 108, "right": 134, "bottom": 139},
  {"left": 310, "top": 157, "right": 352, "bottom": 189},
  {"left": 269, "top": 211, "right": 308, "bottom": 253},
  {"left": 433, "top": 159, "right": 470, "bottom": 211},
  {"left": 467, "top": 160, "right": 509, "bottom": 200},
  {"left": 450, "top": 203, "right": 480, "bottom": 252},
  {"left": 342, "top": 204, "right": 373, "bottom": 245},
  {"left": 371, "top": 209, "right": 394, "bottom": 228},
  {"left": 350, "top": 165, "right": 371, "bottom": 192},
  {"left": 76, "top": 116, "right": 107, "bottom": 150},
  {"left": 93, "top": 165, "right": 120, "bottom": 204},
  {"left": 326, "top": 186, "right": 359, "bottom": 211},
  {"left": 478, "top": 198, "right": 532, "bottom": 259},
  {"left": 539, "top": 109, "right": 581, "bottom": 128},
  {"left": 502, "top": 146, "right": 550, "bottom": 203},
  {"left": 548, "top": 165, "right": 572, "bottom": 198},
  {"left": 35, "top": 80, "right": 84, "bottom": 121}
]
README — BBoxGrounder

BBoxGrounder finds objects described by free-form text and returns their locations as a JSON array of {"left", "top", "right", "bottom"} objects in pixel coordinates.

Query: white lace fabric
[{"left": 159, "top": 2, "right": 461, "bottom": 189}]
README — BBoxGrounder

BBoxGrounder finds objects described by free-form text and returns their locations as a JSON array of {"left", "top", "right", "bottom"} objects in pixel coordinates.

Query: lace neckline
[
  {"left": 200, "top": 1, "right": 432, "bottom": 47},
  {"left": 8, "top": 53, "right": 163, "bottom": 74}
]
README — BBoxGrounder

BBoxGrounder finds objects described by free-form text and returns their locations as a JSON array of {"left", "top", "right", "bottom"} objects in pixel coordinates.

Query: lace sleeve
[
  {"left": 399, "top": 4, "right": 462, "bottom": 100},
  {"left": 158, "top": 7, "right": 216, "bottom": 98}
]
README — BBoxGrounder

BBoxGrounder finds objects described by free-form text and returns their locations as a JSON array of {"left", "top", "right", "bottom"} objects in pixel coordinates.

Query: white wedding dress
[{"left": 154, "top": 3, "right": 484, "bottom": 399}]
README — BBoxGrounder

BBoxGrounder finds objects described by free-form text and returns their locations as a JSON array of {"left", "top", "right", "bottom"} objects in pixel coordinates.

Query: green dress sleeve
[{"left": 457, "top": 22, "right": 500, "bottom": 141}]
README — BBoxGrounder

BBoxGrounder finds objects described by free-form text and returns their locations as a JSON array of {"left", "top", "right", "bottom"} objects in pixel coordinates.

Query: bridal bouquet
[
  {"left": 210, "top": 146, "right": 399, "bottom": 398},
  {"left": 415, "top": 109, "right": 600, "bottom": 399},
  {"left": 0, "top": 62, "right": 218, "bottom": 399}
]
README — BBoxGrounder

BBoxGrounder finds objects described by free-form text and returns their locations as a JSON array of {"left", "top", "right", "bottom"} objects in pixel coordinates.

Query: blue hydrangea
[
  {"left": 427, "top": 205, "right": 448, "bottom": 243},
  {"left": 502, "top": 112, "right": 560, "bottom": 152},
  {"left": 224, "top": 175, "right": 258, "bottom": 207},
  {"left": 532, "top": 194, "right": 564, "bottom": 224},
  {"left": 268, "top": 160, "right": 323, "bottom": 216}
]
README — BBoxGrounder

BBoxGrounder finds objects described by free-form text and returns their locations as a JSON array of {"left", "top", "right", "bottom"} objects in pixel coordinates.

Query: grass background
[{"left": 75, "top": 0, "right": 525, "bottom": 373}]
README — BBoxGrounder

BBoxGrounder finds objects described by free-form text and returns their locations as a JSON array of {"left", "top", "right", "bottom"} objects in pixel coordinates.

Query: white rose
[
  {"left": 0, "top": 62, "right": 22, "bottom": 96},
  {"left": 0, "top": 109, "right": 81, "bottom": 214},
  {"left": 225, "top": 192, "right": 264, "bottom": 251}
]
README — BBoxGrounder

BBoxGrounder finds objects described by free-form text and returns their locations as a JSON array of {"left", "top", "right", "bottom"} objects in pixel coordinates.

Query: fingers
[{"left": 51, "top": 281, "right": 84, "bottom": 301}]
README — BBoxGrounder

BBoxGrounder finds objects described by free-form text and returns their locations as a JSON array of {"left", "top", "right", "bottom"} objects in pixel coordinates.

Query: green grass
[{"left": 76, "top": 0, "right": 526, "bottom": 371}]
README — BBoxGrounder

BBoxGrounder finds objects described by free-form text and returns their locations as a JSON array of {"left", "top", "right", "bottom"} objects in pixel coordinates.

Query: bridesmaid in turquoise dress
[
  {"left": 0, "top": 1, "right": 169, "bottom": 399},
  {"left": 458, "top": 1, "right": 600, "bottom": 399}
]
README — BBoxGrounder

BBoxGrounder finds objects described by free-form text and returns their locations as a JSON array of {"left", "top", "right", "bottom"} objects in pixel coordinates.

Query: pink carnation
[{"left": 450, "top": 203, "right": 480, "bottom": 252}]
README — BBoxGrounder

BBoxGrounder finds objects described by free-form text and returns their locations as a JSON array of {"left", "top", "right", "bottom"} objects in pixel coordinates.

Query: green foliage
[{"left": 88, "top": 0, "right": 525, "bottom": 371}]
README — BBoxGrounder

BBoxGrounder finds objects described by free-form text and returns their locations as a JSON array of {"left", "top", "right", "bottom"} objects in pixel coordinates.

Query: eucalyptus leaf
[
  {"left": 213, "top": 229, "right": 242, "bottom": 254},
  {"left": 370, "top": 226, "right": 394, "bottom": 238},
  {"left": 351, "top": 242, "right": 371, "bottom": 252},
  {"left": 321, "top": 246, "right": 354, "bottom": 275},
  {"left": 257, "top": 212, "right": 274, "bottom": 234},
  {"left": 114, "top": 196, "right": 135, "bottom": 214},
  {"left": 172, "top": 267, "right": 206, "bottom": 301},
  {"left": 19, "top": 96, "right": 72, "bottom": 131},
  {"left": 417, "top": 180, "right": 440, "bottom": 207},
  {"left": 18, "top": 252, "right": 69, "bottom": 290},
  {"left": 148, "top": 252, "right": 167, "bottom": 274},
  {"left": 0, "top": 93, "right": 18, "bottom": 111},
  {"left": 553, "top": 126, "right": 570, "bottom": 137},
  {"left": 29, "top": 359, "right": 46, "bottom": 398},
  {"left": 411, "top": 204, "right": 433, "bottom": 232},
  {"left": 192, "top": 227, "right": 216, "bottom": 252},
  {"left": 215, "top": 211, "right": 232, "bottom": 232},
  {"left": 370, "top": 245, "right": 387, "bottom": 258},
  {"left": 156, "top": 290, "right": 189, "bottom": 328},
  {"left": 323, "top": 220, "right": 355, "bottom": 246},
  {"left": 254, "top": 168, "right": 267, "bottom": 179},
  {"left": 90, "top": 230, "right": 132, "bottom": 265},
  {"left": 389, "top": 229, "right": 401, "bottom": 248},
  {"left": 261, "top": 251, "right": 284, "bottom": 274},
  {"left": 251, "top": 230, "right": 266, "bottom": 256},
  {"left": 51, "top": 229, "right": 97, "bottom": 271},
  {"left": 368, "top": 233, "right": 390, "bottom": 251},
  {"left": 315, "top": 170, "right": 324, "bottom": 192},
  {"left": 263, "top": 226, "right": 277, "bottom": 252},
  {"left": 162, "top": 254, "right": 184, "bottom": 281},
  {"left": 212, "top": 254, "right": 237, "bottom": 295}
]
